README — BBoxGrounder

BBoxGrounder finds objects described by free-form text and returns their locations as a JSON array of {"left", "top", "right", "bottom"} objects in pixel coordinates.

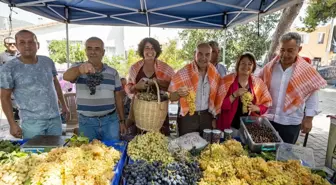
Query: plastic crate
[
  {"left": 101, "top": 140, "right": 128, "bottom": 185},
  {"left": 10, "top": 139, "right": 28, "bottom": 146},
  {"left": 239, "top": 116, "right": 283, "bottom": 153},
  {"left": 9, "top": 139, "right": 127, "bottom": 185}
]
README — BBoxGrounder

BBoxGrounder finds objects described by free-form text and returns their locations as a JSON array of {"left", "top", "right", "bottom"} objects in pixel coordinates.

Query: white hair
[{"left": 85, "top": 37, "right": 104, "bottom": 48}]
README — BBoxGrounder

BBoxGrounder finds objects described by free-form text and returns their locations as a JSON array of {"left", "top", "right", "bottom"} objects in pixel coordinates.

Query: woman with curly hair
[{"left": 125, "top": 38, "right": 175, "bottom": 135}]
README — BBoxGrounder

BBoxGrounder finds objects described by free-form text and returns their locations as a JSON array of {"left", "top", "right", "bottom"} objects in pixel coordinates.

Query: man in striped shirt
[{"left": 63, "top": 37, "right": 126, "bottom": 140}]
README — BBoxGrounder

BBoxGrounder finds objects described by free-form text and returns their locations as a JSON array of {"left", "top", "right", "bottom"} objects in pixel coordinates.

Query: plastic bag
[
  {"left": 276, "top": 143, "right": 315, "bottom": 168},
  {"left": 169, "top": 132, "right": 208, "bottom": 151}
]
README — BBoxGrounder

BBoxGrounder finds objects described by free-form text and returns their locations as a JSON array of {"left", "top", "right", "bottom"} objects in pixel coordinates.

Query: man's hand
[
  {"left": 120, "top": 122, "right": 127, "bottom": 135},
  {"left": 177, "top": 86, "right": 189, "bottom": 97},
  {"left": 10, "top": 123, "right": 22, "bottom": 138},
  {"left": 62, "top": 106, "right": 70, "bottom": 122},
  {"left": 79, "top": 62, "right": 95, "bottom": 74},
  {"left": 212, "top": 119, "right": 217, "bottom": 129},
  {"left": 301, "top": 116, "right": 313, "bottom": 134}
]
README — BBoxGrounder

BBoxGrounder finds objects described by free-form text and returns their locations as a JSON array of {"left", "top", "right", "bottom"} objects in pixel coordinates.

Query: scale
[{"left": 21, "top": 135, "right": 71, "bottom": 152}]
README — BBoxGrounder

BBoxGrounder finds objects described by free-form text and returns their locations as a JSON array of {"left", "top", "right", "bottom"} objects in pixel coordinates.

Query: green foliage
[
  {"left": 300, "top": 0, "right": 336, "bottom": 32},
  {"left": 0, "top": 42, "right": 5, "bottom": 52},
  {"left": 48, "top": 40, "right": 87, "bottom": 64},
  {"left": 103, "top": 49, "right": 141, "bottom": 77},
  {"left": 178, "top": 12, "right": 281, "bottom": 67},
  {"left": 159, "top": 39, "right": 186, "bottom": 70}
]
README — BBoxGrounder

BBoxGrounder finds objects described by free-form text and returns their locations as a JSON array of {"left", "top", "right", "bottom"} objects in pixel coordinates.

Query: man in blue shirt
[
  {"left": 0, "top": 30, "right": 69, "bottom": 139},
  {"left": 209, "top": 41, "right": 227, "bottom": 77}
]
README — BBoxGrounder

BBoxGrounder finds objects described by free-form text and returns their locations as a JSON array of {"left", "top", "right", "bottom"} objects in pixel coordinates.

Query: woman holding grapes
[
  {"left": 217, "top": 52, "right": 272, "bottom": 136},
  {"left": 125, "top": 37, "right": 175, "bottom": 135}
]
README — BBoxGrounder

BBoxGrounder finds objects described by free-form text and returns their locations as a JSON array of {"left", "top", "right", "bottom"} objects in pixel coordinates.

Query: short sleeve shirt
[
  {"left": 0, "top": 51, "right": 19, "bottom": 66},
  {"left": 0, "top": 56, "right": 60, "bottom": 121},
  {"left": 71, "top": 62, "right": 122, "bottom": 117},
  {"left": 216, "top": 63, "right": 227, "bottom": 77}
]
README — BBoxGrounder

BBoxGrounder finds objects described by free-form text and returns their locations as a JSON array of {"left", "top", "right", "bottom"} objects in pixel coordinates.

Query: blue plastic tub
[
  {"left": 10, "top": 139, "right": 28, "bottom": 146},
  {"left": 8, "top": 139, "right": 127, "bottom": 185},
  {"left": 102, "top": 140, "right": 127, "bottom": 185}
]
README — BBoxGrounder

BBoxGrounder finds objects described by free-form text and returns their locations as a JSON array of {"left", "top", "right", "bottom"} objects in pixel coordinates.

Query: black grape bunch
[
  {"left": 123, "top": 160, "right": 202, "bottom": 185},
  {"left": 86, "top": 72, "right": 103, "bottom": 95}
]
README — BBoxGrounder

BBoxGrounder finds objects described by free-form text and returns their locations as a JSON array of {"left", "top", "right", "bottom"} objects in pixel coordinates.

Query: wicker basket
[{"left": 133, "top": 80, "right": 168, "bottom": 132}]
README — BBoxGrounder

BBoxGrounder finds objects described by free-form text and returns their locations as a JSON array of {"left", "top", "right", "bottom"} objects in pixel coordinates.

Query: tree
[
  {"left": 48, "top": 40, "right": 87, "bottom": 64},
  {"left": 300, "top": 0, "right": 336, "bottom": 32},
  {"left": 159, "top": 39, "right": 186, "bottom": 70},
  {"left": 264, "top": 2, "right": 304, "bottom": 65},
  {"left": 104, "top": 49, "right": 141, "bottom": 77},
  {"left": 104, "top": 55, "right": 127, "bottom": 77},
  {"left": 179, "top": 12, "right": 281, "bottom": 68},
  {"left": 0, "top": 42, "right": 5, "bottom": 52}
]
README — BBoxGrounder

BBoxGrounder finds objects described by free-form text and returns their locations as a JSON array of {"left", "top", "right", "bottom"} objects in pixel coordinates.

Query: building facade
[{"left": 292, "top": 24, "right": 336, "bottom": 66}]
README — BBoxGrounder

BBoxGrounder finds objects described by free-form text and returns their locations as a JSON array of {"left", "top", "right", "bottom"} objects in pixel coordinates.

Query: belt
[
  {"left": 192, "top": 109, "right": 209, "bottom": 116},
  {"left": 82, "top": 109, "right": 116, "bottom": 118}
]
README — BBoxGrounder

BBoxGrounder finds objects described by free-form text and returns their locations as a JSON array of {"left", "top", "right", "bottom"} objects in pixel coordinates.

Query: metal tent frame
[{"left": 1, "top": 0, "right": 303, "bottom": 67}]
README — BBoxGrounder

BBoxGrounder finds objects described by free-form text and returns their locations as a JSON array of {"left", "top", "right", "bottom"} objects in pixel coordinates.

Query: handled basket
[{"left": 133, "top": 80, "right": 168, "bottom": 132}]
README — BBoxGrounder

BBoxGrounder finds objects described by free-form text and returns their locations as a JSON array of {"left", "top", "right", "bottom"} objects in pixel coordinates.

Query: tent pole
[
  {"left": 222, "top": 28, "right": 227, "bottom": 66},
  {"left": 65, "top": 7, "right": 70, "bottom": 69},
  {"left": 149, "top": 27, "right": 151, "bottom": 37},
  {"left": 66, "top": 22, "right": 70, "bottom": 69}
]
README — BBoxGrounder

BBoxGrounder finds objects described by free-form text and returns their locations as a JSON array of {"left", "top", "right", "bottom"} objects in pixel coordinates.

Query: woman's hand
[
  {"left": 135, "top": 79, "right": 149, "bottom": 90},
  {"left": 248, "top": 103, "right": 260, "bottom": 113},
  {"left": 233, "top": 88, "right": 248, "bottom": 97},
  {"left": 147, "top": 78, "right": 155, "bottom": 86}
]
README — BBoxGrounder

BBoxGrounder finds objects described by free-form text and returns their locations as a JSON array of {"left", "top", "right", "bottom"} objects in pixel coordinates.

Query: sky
[{"left": 0, "top": 1, "right": 314, "bottom": 50}]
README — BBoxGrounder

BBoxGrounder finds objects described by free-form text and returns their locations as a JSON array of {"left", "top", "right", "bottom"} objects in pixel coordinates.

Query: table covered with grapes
[
  {"left": 0, "top": 131, "right": 335, "bottom": 185},
  {"left": 122, "top": 132, "right": 334, "bottom": 185}
]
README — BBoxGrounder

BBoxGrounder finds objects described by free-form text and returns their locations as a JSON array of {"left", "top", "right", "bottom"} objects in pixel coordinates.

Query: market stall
[
  {"left": 0, "top": 115, "right": 335, "bottom": 185},
  {"left": 1, "top": 0, "right": 333, "bottom": 184}
]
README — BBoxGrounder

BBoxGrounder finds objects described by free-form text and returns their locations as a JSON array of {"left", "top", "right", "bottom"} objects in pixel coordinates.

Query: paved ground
[
  {"left": 296, "top": 86, "right": 336, "bottom": 168},
  {"left": 1, "top": 86, "right": 336, "bottom": 168}
]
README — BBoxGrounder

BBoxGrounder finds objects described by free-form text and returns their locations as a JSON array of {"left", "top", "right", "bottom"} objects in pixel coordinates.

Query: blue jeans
[
  {"left": 21, "top": 116, "right": 62, "bottom": 139},
  {"left": 78, "top": 112, "right": 120, "bottom": 141}
]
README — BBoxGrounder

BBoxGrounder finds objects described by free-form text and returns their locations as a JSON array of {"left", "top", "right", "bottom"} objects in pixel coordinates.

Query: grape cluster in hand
[
  {"left": 86, "top": 72, "right": 103, "bottom": 95},
  {"left": 123, "top": 160, "right": 202, "bottom": 185}
]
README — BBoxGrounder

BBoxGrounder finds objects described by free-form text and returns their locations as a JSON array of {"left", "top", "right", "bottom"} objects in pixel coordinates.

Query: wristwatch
[
  {"left": 119, "top": 120, "right": 126, "bottom": 124},
  {"left": 232, "top": 93, "right": 236, "bottom": 98}
]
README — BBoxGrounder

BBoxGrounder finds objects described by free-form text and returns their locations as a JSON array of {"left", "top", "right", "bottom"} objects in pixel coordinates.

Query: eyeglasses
[{"left": 5, "top": 43, "right": 16, "bottom": 46}]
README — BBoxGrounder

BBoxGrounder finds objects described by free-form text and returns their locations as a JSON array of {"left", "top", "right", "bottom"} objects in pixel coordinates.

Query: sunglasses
[{"left": 5, "top": 43, "right": 16, "bottom": 46}]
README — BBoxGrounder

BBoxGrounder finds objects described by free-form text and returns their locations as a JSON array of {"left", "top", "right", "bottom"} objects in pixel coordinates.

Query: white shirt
[
  {"left": 266, "top": 62, "right": 319, "bottom": 125},
  {"left": 195, "top": 74, "right": 210, "bottom": 111},
  {"left": 216, "top": 63, "right": 227, "bottom": 77}
]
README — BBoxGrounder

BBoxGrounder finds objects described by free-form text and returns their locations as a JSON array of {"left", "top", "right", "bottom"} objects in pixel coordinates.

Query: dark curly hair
[{"left": 137, "top": 37, "right": 162, "bottom": 59}]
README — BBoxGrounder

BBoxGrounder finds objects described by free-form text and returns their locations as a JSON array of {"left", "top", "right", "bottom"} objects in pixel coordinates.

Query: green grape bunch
[{"left": 127, "top": 132, "right": 174, "bottom": 164}]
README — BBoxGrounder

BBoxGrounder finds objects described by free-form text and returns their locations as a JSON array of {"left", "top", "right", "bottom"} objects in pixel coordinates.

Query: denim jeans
[
  {"left": 78, "top": 112, "right": 120, "bottom": 141},
  {"left": 21, "top": 116, "right": 62, "bottom": 139}
]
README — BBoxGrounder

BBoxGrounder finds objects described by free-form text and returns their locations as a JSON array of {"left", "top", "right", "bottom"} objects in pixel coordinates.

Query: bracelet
[
  {"left": 232, "top": 93, "right": 236, "bottom": 98},
  {"left": 119, "top": 120, "right": 125, "bottom": 124}
]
